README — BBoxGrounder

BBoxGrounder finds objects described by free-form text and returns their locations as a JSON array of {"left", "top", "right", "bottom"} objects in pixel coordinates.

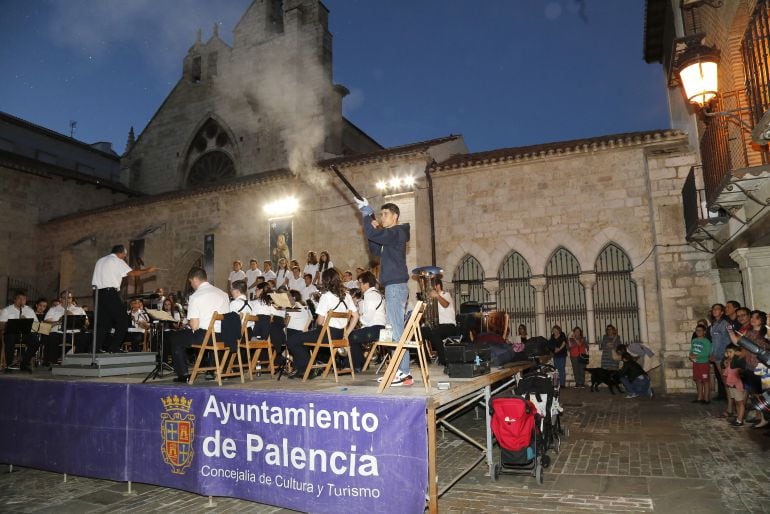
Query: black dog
[{"left": 586, "top": 367, "right": 624, "bottom": 394}]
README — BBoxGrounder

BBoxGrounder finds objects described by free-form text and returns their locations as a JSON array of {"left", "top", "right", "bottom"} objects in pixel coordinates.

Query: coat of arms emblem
[{"left": 161, "top": 395, "right": 195, "bottom": 474}]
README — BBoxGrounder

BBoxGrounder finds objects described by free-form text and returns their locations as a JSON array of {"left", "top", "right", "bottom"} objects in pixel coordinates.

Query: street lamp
[{"left": 677, "top": 43, "right": 720, "bottom": 107}]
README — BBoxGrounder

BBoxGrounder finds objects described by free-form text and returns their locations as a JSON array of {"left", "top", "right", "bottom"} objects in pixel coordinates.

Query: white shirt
[
  {"left": 315, "top": 291, "right": 357, "bottom": 329},
  {"left": 262, "top": 270, "right": 277, "bottom": 282},
  {"left": 359, "top": 287, "right": 387, "bottom": 328},
  {"left": 252, "top": 300, "right": 273, "bottom": 316},
  {"left": 228, "top": 270, "right": 247, "bottom": 284},
  {"left": 275, "top": 268, "right": 289, "bottom": 288},
  {"left": 128, "top": 309, "right": 149, "bottom": 333},
  {"left": 437, "top": 291, "right": 456, "bottom": 325},
  {"left": 92, "top": 253, "right": 132, "bottom": 289},
  {"left": 286, "top": 304, "right": 310, "bottom": 331},
  {"left": 304, "top": 263, "right": 319, "bottom": 282},
  {"left": 187, "top": 282, "right": 230, "bottom": 332},
  {"left": 45, "top": 304, "right": 87, "bottom": 333},
  {"left": 245, "top": 268, "right": 262, "bottom": 287},
  {"left": 344, "top": 280, "right": 359, "bottom": 290},
  {"left": 230, "top": 295, "right": 253, "bottom": 328},
  {"left": 270, "top": 305, "right": 285, "bottom": 319},
  {"left": 287, "top": 275, "right": 305, "bottom": 292},
  {"left": 0, "top": 304, "right": 36, "bottom": 322},
  {"left": 301, "top": 284, "right": 318, "bottom": 302}
]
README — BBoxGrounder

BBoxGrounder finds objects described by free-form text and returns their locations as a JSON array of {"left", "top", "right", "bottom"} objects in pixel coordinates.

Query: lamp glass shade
[{"left": 679, "top": 59, "right": 718, "bottom": 106}]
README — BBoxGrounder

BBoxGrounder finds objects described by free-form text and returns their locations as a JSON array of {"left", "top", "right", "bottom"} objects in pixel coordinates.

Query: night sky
[{"left": 0, "top": 0, "right": 669, "bottom": 155}]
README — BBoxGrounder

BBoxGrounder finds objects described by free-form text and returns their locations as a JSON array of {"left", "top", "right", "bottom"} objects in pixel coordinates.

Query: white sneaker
[
  {"left": 625, "top": 393, "right": 638, "bottom": 399},
  {"left": 378, "top": 371, "right": 413, "bottom": 387}
]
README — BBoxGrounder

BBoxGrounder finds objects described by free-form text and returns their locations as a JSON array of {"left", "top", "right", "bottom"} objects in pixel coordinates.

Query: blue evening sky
[{"left": 0, "top": 0, "right": 669, "bottom": 155}]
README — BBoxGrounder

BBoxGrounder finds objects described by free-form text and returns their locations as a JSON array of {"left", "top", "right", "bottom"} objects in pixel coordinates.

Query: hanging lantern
[{"left": 678, "top": 44, "right": 720, "bottom": 107}]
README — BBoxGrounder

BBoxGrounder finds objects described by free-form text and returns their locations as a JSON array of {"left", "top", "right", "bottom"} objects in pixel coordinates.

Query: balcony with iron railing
[{"left": 682, "top": 166, "right": 728, "bottom": 246}]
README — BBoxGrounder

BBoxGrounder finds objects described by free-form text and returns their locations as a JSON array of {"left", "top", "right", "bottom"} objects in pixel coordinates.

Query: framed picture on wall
[{"left": 269, "top": 218, "right": 292, "bottom": 269}]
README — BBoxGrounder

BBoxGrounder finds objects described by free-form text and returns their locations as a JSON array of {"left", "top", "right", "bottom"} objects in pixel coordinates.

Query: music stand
[
  {"left": 4, "top": 319, "right": 33, "bottom": 367},
  {"left": 142, "top": 309, "right": 176, "bottom": 382},
  {"left": 61, "top": 316, "right": 85, "bottom": 355}
]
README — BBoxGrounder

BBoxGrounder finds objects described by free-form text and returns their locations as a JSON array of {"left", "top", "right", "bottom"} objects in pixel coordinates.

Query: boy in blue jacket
[{"left": 355, "top": 199, "right": 412, "bottom": 386}]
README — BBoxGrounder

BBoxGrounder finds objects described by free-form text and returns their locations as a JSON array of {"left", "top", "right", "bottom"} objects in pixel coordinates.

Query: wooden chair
[
  {"left": 303, "top": 311, "right": 353, "bottom": 382},
  {"left": 122, "top": 330, "right": 149, "bottom": 352},
  {"left": 362, "top": 301, "right": 430, "bottom": 393},
  {"left": 236, "top": 314, "right": 275, "bottom": 380},
  {"left": 188, "top": 313, "right": 244, "bottom": 386}
]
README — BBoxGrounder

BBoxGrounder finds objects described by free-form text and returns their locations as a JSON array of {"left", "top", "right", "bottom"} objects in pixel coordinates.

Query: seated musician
[
  {"left": 300, "top": 273, "right": 318, "bottom": 303},
  {"left": 169, "top": 267, "right": 230, "bottom": 383},
  {"left": 422, "top": 279, "right": 459, "bottom": 367},
  {"left": 229, "top": 280, "right": 253, "bottom": 336},
  {"left": 161, "top": 298, "right": 182, "bottom": 327},
  {"left": 342, "top": 270, "right": 359, "bottom": 291},
  {"left": 126, "top": 299, "right": 150, "bottom": 352},
  {"left": 347, "top": 271, "right": 387, "bottom": 372},
  {"left": 285, "top": 290, "right": 311, "bottom": 339},
  {"left": 287, "top": 265, "right": 305, "bottom": 292},
  {"left": 286, "top": 268, "right": 358, "bottom": 379},
  {"left": 30, "top": 298, "right": 52, "bottom": 367},
  {"left": 44, "top": 291, "right": 90, "bottom": 356},
  {"left": 0, "top": 291, "right": 38, "bottom": 372}
]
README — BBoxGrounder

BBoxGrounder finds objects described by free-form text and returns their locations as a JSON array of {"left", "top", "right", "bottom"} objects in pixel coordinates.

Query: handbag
[{"left": 577, "top": 353, "right": 589, "bottom": 365}]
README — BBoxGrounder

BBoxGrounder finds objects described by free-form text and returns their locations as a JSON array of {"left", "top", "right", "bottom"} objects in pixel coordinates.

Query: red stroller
[{"left": 489, "top": 395, "right": 544, "bottom": 484}]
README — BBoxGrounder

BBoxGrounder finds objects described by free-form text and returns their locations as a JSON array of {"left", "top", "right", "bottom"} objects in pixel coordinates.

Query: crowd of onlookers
[{"left": 689, "top": 301, "right": 770, "bottom": 430}]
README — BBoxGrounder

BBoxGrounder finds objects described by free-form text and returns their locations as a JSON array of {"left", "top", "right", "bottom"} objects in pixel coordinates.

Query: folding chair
[
  {"left": 303, "top": 311, "right": 353, "bottom": 382},
  {"left": 188, "top": 313, "right": 244, "bottom": 386},
  {"left": 237, "top": 314, "right": 275, "bottom": 379},
  {"left": 362, "top": 301, "right": 430, "bottom": 393}
]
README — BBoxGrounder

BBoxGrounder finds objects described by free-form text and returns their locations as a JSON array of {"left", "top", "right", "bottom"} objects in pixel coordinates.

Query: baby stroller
[
  {"left": 489, "top": 395, "right": 545, "bottom": 484},
  {"left": 515, "top": 365, "right": 568, "bottom": 459}
]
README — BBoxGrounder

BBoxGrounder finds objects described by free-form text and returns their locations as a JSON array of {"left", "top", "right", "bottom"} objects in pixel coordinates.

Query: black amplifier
[
  {"left": 447, "top": 360, "right": 491, "bottom": 378},
  {"left": 445, "top": 343, "right": 491, "bottom": 364}
]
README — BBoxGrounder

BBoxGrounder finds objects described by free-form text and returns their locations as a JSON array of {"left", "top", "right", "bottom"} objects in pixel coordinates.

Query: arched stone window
[
  {"left": 184, "top": 118, "right": 236, "bottom": 187},
  {"left": 544, "top": 247, "right": 587, "bottom": 335},
  {"left": 497, "top": 251, "right": 536, "bottom": 337},
  {"left": 593, "top": 243, "right": 640, "bottom": 345},
  {"left": 452, "top": 255, "right": 490, "bottom": 309}
]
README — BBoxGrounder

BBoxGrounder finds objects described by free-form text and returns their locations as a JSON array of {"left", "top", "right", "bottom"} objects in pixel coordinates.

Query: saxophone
[{"left": 412, "top": 266, "right": 443, "bottom": 329}]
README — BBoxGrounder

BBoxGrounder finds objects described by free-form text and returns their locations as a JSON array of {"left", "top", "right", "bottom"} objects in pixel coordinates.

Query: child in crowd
[
  {"left": 722, "top": 343, "right": 747, "bottom": 426},
  {"left": 689, "top": 324, "right": 712, "bottom": 404},
  {"left": 618, "top": 352, "right": 653, "bottom": 399}
]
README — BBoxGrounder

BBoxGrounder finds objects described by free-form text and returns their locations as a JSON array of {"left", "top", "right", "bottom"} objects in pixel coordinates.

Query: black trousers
[
  {"left": 3, "top": 332, "right": 37, "bottom": 367},
  {"left": 422, "top": 323, "right": 459, "bottom": 366},
  {"left": 96, "top": 289, "right": 128, "bottom": 353},
  {"left": 348, "top": 325, "right": 384, "bottom": 370},
  {"left": 711, "top": 361, "right": 727, "bottom": 399},
  {"left": 169, "top": 328, "right": 209, "bottom": 378},
  {"left": 126, "top": 331, "right": 145, "bottom": 352},
  {"left": 287, "top": 327, "right": 343, "bottom": 372}
]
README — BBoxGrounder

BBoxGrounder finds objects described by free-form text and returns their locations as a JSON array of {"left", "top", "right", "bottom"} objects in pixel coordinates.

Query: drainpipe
[{"left": 424, "top": 159, "right": 437, "bottom": 266}]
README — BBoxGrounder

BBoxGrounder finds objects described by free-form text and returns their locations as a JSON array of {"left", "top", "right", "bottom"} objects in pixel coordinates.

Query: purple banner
[
  {"left": 0, "top": 377, "right": 429, "bottom": 513},
  {"left": 127, "top": 386, "right": 428, "bottom": 514},
  {"left": 0, "top": 378, "right": 129, "bottom": 481}
]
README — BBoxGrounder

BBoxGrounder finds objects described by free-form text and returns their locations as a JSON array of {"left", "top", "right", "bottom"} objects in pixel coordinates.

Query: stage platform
[
  {"left": 1, "top": 360, "right": 532, "bottom": 514},
  {"left": 51, "top": 352, "right": 157, "bottom": 377}
]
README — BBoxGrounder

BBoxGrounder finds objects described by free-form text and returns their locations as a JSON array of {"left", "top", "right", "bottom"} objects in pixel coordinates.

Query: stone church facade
[{"left": 2, "top": 0, "right": 732, "bottom": 392}]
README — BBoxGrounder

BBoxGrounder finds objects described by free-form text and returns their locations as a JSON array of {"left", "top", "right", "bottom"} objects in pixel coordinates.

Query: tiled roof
[
  {"left": 319, "top": 134, "right": 462, "bottom": 168},
  {"left": 432, "top": 129, "right": 687, "bottom": 172}
]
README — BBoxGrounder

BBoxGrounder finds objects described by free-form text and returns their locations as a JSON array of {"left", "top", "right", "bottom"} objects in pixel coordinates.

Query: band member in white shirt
[
  {"left": 347, "top": 271, "right": 387, "bottom": 372},
  {"left": 425, "top": 279, "right": 458, "bottom": 367},
  {"left": 262, "top": 260, "right": 277, "bottom": 283},
  {"left": 275, "top": 258, "right": 290, "bottom": 289},
  {"left": 227, "top": 260, "right": 247, "bottom": 293},
  {"left": 245, "top": 259, "right": 263, "bottom": 299},
  {"left": 0, "top": 291, "right": 38, "bottom": 371},
  {"left": 304, "top": 251, "right": 319, "bottom": 286},
  {"left": 229, "top": 280, "right": 253, "bottom": 336},
  {"left": 126, "top": 299, "right": 150, "bottom": 352},
  {"left": 286, "top": 269, "right": 358, "bottom": 379},
  {"left": 45, "top": 291, "right": 90, "bottom": 357},
  {"left": 342, "top": 270, "right": 359, "bottom": 290},
  {"left": 92, "top": 244, "right": 156, "bottom": 353},
  {"left": 169, "top": 267, "right": 230, "bottom": 382}
]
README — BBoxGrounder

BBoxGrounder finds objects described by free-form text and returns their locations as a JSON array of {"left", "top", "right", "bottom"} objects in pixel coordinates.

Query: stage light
[
  {"left": 376, "top": 180, "right": 387, "bottom": 190},
  {"left": 402, "top": 175, "right": 415, "bottom": 187},
  {"left": 264, "top": 196, "right": 298, "bottom": 217},
  {"left": 389, "top": 177, "right": 401, "bottom": 188}
]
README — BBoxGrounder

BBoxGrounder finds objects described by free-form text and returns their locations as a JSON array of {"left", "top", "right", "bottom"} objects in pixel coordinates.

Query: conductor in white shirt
[{"left": 92, "top": 245, "right": 156, "bottom": 353}]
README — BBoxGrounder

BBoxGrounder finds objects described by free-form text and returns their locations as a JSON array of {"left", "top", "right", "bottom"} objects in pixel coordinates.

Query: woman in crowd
[
  {"left": 316, "top": 251, "right": 334, "bottom": 284},
  {"left": 286, "top": 268, "right": 358, "bottom": 379},
  {"left": 275, "top": 257, "right": 290, "bottom": 289},
  {"left": 568, "top": 326, "right": 588, "bottom": 388},
  {"left": 548, "top": 325, "right": 568, "bottom": 388},
  {"left": 728, "top": 309, "right": 769, "bottom": 428},
  {"left": 709, "top": 303, "right": 730, "bottom": 401},
  {"left": 600, "top": 324, "right": 622, "bottom": 371}
]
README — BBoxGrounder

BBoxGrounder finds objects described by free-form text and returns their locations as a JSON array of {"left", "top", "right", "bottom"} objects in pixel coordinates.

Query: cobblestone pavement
[{"left": 1, "top": 387, "right": 769, "bottom": 513}]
